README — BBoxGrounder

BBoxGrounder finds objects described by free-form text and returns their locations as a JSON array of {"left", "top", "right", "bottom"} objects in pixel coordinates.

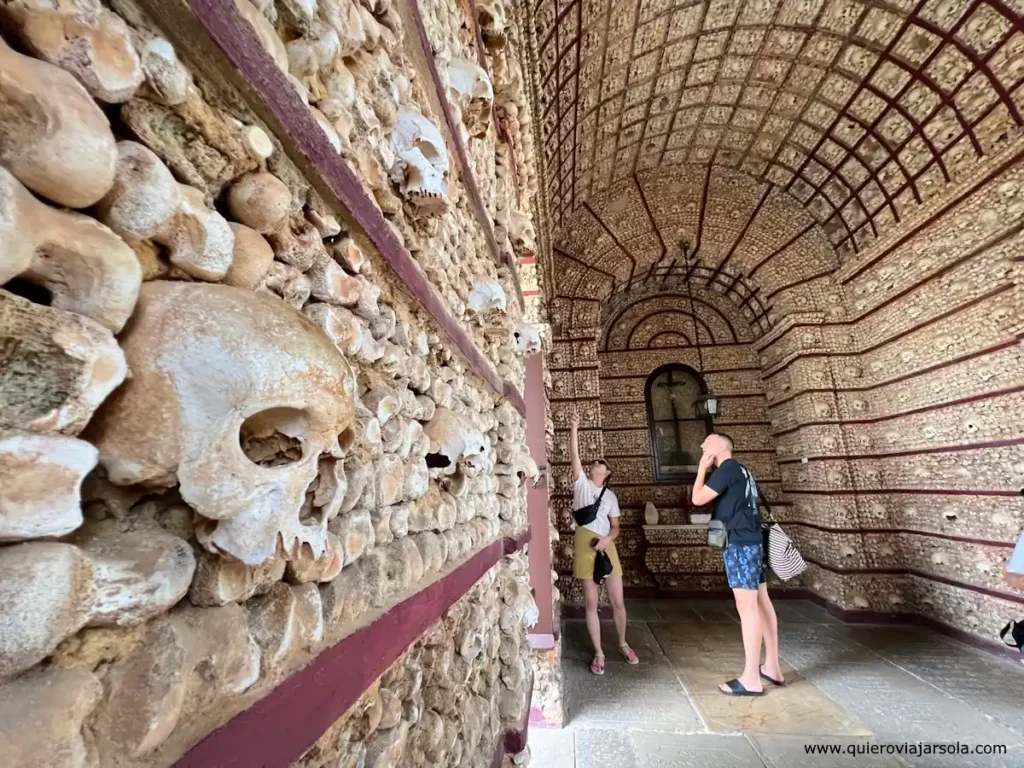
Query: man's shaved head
[{"left": 700, "top": 432, "right": 734, "bottom": 465}]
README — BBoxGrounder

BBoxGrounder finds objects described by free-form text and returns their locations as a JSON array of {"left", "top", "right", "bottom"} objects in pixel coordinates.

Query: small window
[{"left": 644, "top": 364, "right": 712, "bottom": 483}]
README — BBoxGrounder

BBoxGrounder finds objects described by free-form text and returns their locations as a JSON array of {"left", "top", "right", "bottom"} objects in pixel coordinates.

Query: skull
[
  {"left": 423, "top": 407, "right": 493, "bottom": 477},
  {"left": 89, "top": 282, "right": 354, "bottom": 566},
  {"left": 468, "top": 280, "right": 507, "bottom": 314},
  {"left": 390, "top": 107, "right": 449, "bottom": 214},
  {"left": 507, "top": 210, "right": 537, "bottom": 256},
  {"left": 447, "top": 57, "right": 493, "bottom": 138},
  {"left": 512, "top": 322, "right": 541, "bottom": 354},
  {"left": 476, "top": 0, "right": 507, "bottom": 46}
]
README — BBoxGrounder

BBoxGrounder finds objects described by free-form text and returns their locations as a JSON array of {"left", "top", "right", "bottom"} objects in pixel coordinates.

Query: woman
[{"left": 570, "top": 411, "right": 639, "bottom": 674}]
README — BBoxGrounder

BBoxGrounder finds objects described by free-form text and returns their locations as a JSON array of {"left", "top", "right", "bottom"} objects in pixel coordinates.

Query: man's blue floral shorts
[{"left": 723, "top": 543, "right": 766, "bottom": 591}]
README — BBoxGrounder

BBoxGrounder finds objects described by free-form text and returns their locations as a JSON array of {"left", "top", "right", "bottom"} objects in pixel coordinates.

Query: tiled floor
[{"left": 528, "top": 599, "right": 1024, "bottom": 768}]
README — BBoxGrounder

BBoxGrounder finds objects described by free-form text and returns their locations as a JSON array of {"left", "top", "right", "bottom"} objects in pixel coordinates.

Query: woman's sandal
[
  {"left": 619, "top": 644, "right": 639, "bottom": 665},
  {"left": 759, "top": 666, "right": 785, "bottom": 687},
  {"left": 719, "top": 678, "right": 765, "bottom": 697},
  {"left": 590, "top": 654, "right": 605, "bottom": 675}
]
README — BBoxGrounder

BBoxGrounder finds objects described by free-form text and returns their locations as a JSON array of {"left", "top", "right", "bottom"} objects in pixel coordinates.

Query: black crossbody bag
[{"left": 573, "top": 486, "right": 607, "bottom": 527}]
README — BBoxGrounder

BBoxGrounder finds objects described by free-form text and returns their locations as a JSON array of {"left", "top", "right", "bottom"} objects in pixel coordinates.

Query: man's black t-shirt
[{"left": 705, "top": 458, "right": 762, "bottom": 545}]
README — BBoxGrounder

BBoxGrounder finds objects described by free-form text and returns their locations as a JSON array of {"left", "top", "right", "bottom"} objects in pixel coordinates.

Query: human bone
[
  {"left": 1, "top": 0, "right": 144, "bottom": 103},
  {"left": 512, "top": 322, "right": 541, "bottom": 354},
  {"left": 0, "top": 431, "right": 96, "bottom": 542},
  {"left": 0, "top": 38, "right": 116, "bottom": 207},
  {"left": 447, "top": 57, "right": 494, "bottom": 138},
  {"left": 224, "top": 223, "right": 275, "bottom": 289},
  {"left": 0, "top": 522, "right": 195, "bottom": 679},
  {"left": 0, "top": 291, "right": 128, "bottom": 434},
  {"left": 88, "top": 282, "right": 354, "bottom": 566},
  {"left": 390, "top": 107, "right": 450, "bottom": 214},
  {"left": 139, "top": 37, "right": 194, "bottom": 106},
  {"left": 0, "top": 666, "right": 101, "bottom": 768},
  {"left": 1, "top": 168, "right": 140, "bottom": 333},
  {"left": 468, "top": 280, "right": 507, "bottom": 315},
  {"left": 96, "top": 142, "right": 234, "bottom": 281}
]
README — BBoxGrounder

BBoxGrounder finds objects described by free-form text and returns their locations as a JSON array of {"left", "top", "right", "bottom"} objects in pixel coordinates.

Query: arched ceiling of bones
[
  {"left": 550, "top": 165, "right": 841, "bottom": 335},
  {"left": 601, "top": 285, "right": 754, "bottom": 349},
  {"left": 526, "top": 0, "right": 1024, "bottom": 263}
]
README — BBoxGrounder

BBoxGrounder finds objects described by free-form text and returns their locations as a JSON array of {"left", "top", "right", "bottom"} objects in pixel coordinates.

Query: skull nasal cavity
[{"left": 239, "top": 407, "right": 307, "bottom": 467}]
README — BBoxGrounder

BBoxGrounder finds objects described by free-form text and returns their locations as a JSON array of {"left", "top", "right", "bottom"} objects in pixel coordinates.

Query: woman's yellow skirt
[{"left": 573, "top": 526, "right": 623, "bottom": 580}]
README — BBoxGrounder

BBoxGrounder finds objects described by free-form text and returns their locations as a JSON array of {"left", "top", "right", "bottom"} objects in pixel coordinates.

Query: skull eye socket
[
  {"left": 240, "top": 407, "right": 307, "bottom": 467},
  {"left": 338, "top": 425, "right": 357, "bottom": 453},
  {"left": 414, "top": 139, "right": 441, "bottom": 163}
]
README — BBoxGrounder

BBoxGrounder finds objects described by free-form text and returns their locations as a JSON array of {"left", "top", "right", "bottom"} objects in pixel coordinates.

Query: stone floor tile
[
  {"left": 650, "top": 600, "right": 702, "bottom": 622},
  {"left": 750, "top": 735, "right": 907, "bottom": 767},
  {"left": 622, "top": 599, "right": 663, "bottom": 623},
  {"left": 629, "top": 732, "right": 766, "bottom": 767},
  {"left": 800, "top": 663, "right": 1024, "bottom": 747},
  {"left": 575, "top": 727, "right": 640, "bottom": 768},
  {"left": 529, "top": 726, "right": 576, "bottom": 768}
]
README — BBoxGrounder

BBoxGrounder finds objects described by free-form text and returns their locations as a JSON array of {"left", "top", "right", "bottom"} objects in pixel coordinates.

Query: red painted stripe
[
  {"left": 841, "top": 149, "right": 1024, "bottom": 283},
  {"left": 776, "top": 437, "right": 1024, "bottom": 463},
  {"left": 788, "top": 488, "right": 1019, "bottom": 497},
  {"left": 802, "top": 558, "right": 1024, "bottom": 605},
  {"left": 783, "top": 520, "right": 1015, "bottom": 549}
]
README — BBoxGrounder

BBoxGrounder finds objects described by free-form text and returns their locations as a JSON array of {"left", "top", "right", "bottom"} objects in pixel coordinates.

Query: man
[{"left": 691, "top": 433, "right": 783, "bottom": 696}]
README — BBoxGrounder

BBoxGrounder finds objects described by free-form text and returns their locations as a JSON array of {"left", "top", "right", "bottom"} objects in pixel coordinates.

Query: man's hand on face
[{"left": 698, "top": 452, "right": 716, "bottom": 472}]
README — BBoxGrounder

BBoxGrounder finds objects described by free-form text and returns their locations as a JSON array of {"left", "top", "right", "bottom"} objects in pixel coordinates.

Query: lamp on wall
[{"left": 678, "top": 238, "right": 720, "bottom": 421}]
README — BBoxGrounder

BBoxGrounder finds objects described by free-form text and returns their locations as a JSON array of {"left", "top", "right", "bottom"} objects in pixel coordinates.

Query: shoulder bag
[
  {"left": 572, "top": 486, "right": 607, "bottom": 527},
  {"left": 760, "top": 493, "right": 807, "bottom": 581}
]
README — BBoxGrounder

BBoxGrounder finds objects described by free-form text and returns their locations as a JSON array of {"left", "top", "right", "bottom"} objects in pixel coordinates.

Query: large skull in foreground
[{"left": 89, "top": 282, "right": 353, "bottom": 566}]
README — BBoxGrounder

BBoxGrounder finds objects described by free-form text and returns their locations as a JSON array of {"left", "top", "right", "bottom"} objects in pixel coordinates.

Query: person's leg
[
  {"left": 583, "top": 578, "right": 604, "bottom": 672},
  {"left": 720, "top": 544, "right": 764, "bottom": 694},
  {"left": 757, "top": 582, "right": 783, "bottom": 683},
  {"left": 605, "top": 575, "right": 638, "bottom": 664},
  {"left": 605, "top": 575, "right": 628, "bottom": 645}
]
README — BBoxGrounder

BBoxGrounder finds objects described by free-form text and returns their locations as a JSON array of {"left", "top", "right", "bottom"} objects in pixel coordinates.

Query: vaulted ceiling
[{"left": 525, "top": 0, "right": 1024, "bottom": 261}]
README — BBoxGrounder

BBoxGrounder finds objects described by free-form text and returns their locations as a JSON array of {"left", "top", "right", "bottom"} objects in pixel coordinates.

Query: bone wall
[
  {"left": 759, "top": 139, "right": 1024, "bottom": 640},
  {"left": 293, "top": 552, "right": 536, "bottom": 768},
  {"left": 0, "top": 0, "right": 542, "bottom": 765}
]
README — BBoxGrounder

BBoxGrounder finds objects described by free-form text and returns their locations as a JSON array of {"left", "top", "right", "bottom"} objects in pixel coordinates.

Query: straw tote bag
[{"left": 761, "top": 496, "right": 807, "bottom": 581}]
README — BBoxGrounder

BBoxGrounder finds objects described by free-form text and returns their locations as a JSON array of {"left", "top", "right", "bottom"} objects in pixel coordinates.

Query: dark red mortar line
[
  {"left": 802, "top": 558, "right": 1024, "bottom": 606},
  {"left": 776, "top": 438, "right": 1024, "bottom": 463},
  {"left": 169, "top": 0, "right": 524, "bottom": 414},
  {"left": 176, "top": 534, "right": 527, "bottom": 767},
  {"left": 763, "top": 282, "right": 1014, "bottom": 383},
  {"left": 788, "top": 488, "right": 1019, "bottom": 497},
  {"left": 782, "top": 521, "right": 1015, "bottom": 549}
]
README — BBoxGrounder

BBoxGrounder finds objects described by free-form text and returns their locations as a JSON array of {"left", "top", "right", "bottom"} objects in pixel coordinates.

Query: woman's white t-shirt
[{"left": 573, "top": 471, "right": 620, "bottom": 537}]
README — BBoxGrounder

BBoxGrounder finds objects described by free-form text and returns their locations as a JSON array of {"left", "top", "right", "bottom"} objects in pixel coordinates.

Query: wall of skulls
[
  {"left": 0, "top": 0, "right": 542, "bottom": 765},
  {"left": 293, "top": 553, "right": 536, "bottom": 768},
  {"left": 758, "top": 136, "right": 1024, "bottom": 641}
]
